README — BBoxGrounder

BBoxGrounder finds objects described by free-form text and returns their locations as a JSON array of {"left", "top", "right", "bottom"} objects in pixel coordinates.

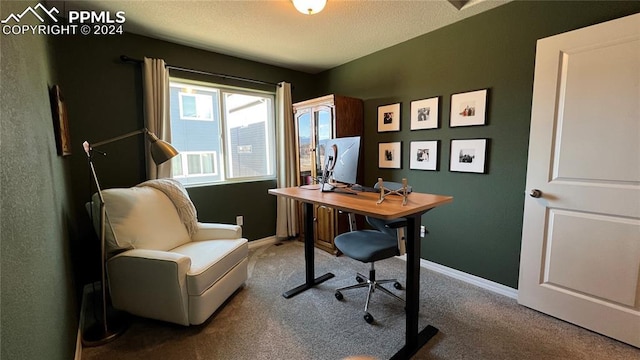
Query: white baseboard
[
  {"left": 75, "top": 323, "right": 82, "bottom": 360},
  {"left": 248, "top": 236, "right": 279, "bottom": 249},
  {"left": 397, "top": 255, "right": 518, "bottom": 299}
]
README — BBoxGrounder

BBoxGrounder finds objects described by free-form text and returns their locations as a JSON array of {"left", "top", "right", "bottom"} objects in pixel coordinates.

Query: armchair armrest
[
  {"left": 107, "top": 249, "right": 191, "bottom": 325},
  {"left": 109, "top": 249, "right": 191, "bottom": 267},
  {"left": 191, "top": 222, "right": 242, "bottom": 241}
]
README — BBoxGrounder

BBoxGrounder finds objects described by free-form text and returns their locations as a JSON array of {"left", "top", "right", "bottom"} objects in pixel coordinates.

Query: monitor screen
[{"left": 321, "top": 136, "right": 361, "bottom": 185}]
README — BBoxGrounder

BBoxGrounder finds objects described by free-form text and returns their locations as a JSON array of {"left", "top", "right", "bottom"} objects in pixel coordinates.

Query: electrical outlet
[
  {"left": 420, "top": 225, "right": 426, "bottom": 238},
  {"left": 236, "top": 215, "right": 243, "bottom": 226}
]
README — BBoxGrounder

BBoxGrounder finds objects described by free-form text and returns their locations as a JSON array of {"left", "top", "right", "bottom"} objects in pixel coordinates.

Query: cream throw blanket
[{"left": 137, "top": 179, "right": 199, "bottom": 238}]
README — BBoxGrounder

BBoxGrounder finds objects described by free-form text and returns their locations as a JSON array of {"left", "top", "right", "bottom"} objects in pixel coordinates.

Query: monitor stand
[
  {"left": 321, "top": 182, "right": 358, "bottom": 195},
  {"left": 321, "top": 182, "right": 335, "bottom": 192}
]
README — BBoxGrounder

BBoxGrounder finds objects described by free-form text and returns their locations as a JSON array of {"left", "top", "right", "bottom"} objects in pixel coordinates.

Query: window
[
  {"left": 169, "top": 79, "right": 275, "bottom": 186},
  {"left": 171, "top": 151, "right": 217, "bottom": 178},
  {"left": 179, "top": 92, "right": 214, "bottom": 121}
]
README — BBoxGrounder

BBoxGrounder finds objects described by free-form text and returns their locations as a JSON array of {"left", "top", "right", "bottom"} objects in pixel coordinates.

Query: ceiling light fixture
[{"left": 292, "top": 0, "right": 327, "bottom": 15}]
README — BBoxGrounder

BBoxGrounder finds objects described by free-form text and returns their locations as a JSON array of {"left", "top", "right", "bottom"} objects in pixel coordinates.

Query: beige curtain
[
  {"left": 143, "top": 57, "right": 171, "bottom": 179},
  {"left": 275, "top": 82, "right": 298, "bottom": 239}
]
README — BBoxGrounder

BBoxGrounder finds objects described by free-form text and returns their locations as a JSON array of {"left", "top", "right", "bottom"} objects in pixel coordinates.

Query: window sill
[{"left": 182, "top": 177, "right": 277, "bottom": 189}]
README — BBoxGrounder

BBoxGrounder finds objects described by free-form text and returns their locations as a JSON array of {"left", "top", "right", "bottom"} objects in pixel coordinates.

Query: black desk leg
[
  {"left": 282, "top": 202, "right": 334, "bottom": 298},
  {"left": 391, "top": 214, "right": 438, "bottom": 360}
]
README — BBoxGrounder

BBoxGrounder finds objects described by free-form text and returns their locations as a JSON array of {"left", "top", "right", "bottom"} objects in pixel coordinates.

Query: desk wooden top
[{"left": 269, "top": 186, "right": 453, "bottom": 220}]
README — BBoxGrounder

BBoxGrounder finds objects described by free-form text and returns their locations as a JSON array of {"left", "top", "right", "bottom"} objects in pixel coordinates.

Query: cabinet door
[
  {"left": 314, "top": 205, "right": 336, "bottom": 253},
  {"left": 314, "top": 105, "right": 334, "bottom": 181},
  {"left": 295, "top": 108, "right": 313, "bottom": 185}
]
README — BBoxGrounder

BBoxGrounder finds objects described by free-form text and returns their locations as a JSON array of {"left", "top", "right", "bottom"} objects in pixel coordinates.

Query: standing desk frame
[{"left": 269, "top": 187, "right": 452, "bottom": 359}]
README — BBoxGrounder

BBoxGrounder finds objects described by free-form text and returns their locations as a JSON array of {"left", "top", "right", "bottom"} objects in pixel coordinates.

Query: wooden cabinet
[{"left": 293, "top": 94, "right": 363, "bottom": 254}]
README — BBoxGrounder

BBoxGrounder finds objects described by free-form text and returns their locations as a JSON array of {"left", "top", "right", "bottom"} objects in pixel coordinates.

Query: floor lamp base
[{"left": 82, "top": 312, "right": 128, "bottom": 347}]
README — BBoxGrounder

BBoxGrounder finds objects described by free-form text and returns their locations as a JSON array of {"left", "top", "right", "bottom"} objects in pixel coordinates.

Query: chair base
[{"left": 334, "top": 265, "right": 404, "bottom": 323}]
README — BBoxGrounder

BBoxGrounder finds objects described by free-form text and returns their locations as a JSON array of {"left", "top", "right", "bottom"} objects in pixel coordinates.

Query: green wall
[
  {"left": 0, "top": 1, "right": 78, "bottom": 359},
  {"left": 316, "top": 1, "right": 640, "bottom": 288},
  {"left": 51, "top": 32, "right": 317, "bottom": 243}
]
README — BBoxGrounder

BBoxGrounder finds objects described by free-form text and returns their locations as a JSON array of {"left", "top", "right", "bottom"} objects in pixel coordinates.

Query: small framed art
[
  {"left": 450, "top": 89, "right": 488, "bottom": 127},
  {"left": 379, "top": 142, "right": 402, "bottom": 169},
  {"left": 377, "top": 103, "right": 401, "bottom": 132},
  {"left": 49, "top": 85, "right": 72, "bottom": 156},
  {"left": 410, "top": 97, "right": 439, "bottom": 130},
  {"left": 410, "top": 140, "right": 439, "bottom": 171},
  {"left": 449, "top": 139, "right": 488, "bottom": 173}
]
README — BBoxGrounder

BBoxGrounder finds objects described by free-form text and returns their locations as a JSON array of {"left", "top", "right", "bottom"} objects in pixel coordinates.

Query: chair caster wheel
[
  {"left": 335, "top": 291, "right": 343, "bottom": 300},
  {"left": 356, "top": 276, "right": 364, "bottom": 283},
  {"left": 364, "top": 312, "right": 374, "bottom": 324},
  {"left": 394, "top": 282, "right": 403, "bottom": 290}
]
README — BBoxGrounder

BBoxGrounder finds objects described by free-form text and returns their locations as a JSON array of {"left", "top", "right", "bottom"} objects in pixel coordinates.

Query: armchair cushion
[
  {"left": 99, "top": 187, "right": 191, "bottom": 254},
  {"left": 172, "top": 238, "right": 248, "bottom": 296}
]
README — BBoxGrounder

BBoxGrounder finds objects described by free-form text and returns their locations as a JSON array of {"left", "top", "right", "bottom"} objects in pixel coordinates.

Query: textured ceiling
[{"left": 62, "top": 0, "right": 510, "bottom": 74}]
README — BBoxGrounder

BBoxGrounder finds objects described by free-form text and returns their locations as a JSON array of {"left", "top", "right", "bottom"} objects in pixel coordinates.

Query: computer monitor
[{"left": 320, "top": 136, "right": 361, "bottom": 188}]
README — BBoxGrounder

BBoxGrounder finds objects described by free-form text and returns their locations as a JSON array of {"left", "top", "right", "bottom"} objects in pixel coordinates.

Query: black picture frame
[
  {"left": 449, "top": 138, "right": 489, "bottom": 173},
  {"left": 378, "top": 141, "right": 402, "bottom": 169},
  {"left": 377, "top": 103, "right": 401, "bottom": 132}
]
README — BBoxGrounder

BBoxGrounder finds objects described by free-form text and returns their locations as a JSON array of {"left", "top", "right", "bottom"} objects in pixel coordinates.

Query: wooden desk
[{"left": 269, "top": 186, "right": 453, "bottom": 359}]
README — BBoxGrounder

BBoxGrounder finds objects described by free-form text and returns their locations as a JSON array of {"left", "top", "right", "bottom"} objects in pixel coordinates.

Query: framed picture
[
  {"left": 378, "top": 142, "right": 402, "bottom": 169},
  {"left": 377, "top": 103, "right": 401, "bottom": 132},
  {"left": 449, "top": 89, "right": 488, "bottom": 127},
  {"left": 410, "top": 97, "right": 439, "bottom": 130},
  {"left": 49, "top": 85, "right": 72, "bottom": 156},
  {"left": 410, "top": 140, "right": 439, "bottom": 171},
  {"left": 449, "top": 139, "right": 488, "bottom": 173}
]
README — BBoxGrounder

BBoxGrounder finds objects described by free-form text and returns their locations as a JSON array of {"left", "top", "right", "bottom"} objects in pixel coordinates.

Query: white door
[{"left": 518, "top": 13, "right": 640, "bottom": 347}]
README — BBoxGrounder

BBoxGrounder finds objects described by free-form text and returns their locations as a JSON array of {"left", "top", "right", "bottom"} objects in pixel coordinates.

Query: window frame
[
  {"left": 173, "top": 151, "right": 219, "bottom": 178},
  {"left": 178, "top": 92, "right": 215, "bottom": 121},
  {"left": 169, "top": 78, "right": 277, "bottom": 187}
]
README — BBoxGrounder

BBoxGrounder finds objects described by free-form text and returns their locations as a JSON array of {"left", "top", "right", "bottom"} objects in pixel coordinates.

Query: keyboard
[{"left": 350, "top": 185, "right": 378, "bottom": 193}]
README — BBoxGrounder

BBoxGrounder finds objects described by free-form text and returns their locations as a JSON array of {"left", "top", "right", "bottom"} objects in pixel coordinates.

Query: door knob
[{"left": 529, "top": 189, "right": 542, "bottom": 198}]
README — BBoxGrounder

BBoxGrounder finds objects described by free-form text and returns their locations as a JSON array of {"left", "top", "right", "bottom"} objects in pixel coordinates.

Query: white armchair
[{"left": 92, "top": 184, "right": 248, "bottom": 326}]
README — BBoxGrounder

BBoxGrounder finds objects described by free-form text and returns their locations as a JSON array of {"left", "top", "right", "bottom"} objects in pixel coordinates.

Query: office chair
[{"left": 334, "top": 181, "right": 408, "bottom": 324}]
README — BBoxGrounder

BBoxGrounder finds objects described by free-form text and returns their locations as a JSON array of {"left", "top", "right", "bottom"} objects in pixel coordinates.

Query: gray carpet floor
[{"left": 82, "top": 241, "right": 639, "bottom": 360}]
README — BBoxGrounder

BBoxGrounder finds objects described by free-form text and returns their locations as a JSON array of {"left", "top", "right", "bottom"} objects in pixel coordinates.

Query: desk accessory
[{"left": 376, "top": 177, "right": 411, "bottom": 205}]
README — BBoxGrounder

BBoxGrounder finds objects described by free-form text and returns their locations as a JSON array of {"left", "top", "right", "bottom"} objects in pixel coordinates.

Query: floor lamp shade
[
  {"left": 81, "top": 129, "right": 178, "bottom": 346},
  {"left": 147, "top": 132, "right": 179, "bottom": 165}
]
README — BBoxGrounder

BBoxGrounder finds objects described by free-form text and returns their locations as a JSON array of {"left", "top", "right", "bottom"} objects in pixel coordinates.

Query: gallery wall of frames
[{"left": 376, "top": 88, "right": 489, "bottom": 174}]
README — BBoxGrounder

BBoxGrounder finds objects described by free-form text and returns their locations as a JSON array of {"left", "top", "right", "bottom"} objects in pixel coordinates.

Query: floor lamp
[{"left": 81, "top": 128, "right": 179, "bottom": 346}]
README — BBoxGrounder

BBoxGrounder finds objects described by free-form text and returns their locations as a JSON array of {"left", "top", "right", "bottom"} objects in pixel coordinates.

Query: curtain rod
[{"left": 120, "top": 55, "right": 282, "bottom": 87}]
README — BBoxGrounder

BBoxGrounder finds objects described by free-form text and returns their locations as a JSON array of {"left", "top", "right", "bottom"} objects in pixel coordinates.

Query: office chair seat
[{"left": 334, "top": 230, "right": 398, "bottom": 262}]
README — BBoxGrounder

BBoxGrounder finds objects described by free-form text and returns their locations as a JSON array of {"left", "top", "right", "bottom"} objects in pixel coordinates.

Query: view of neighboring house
[{"left": 169, "top": 81, "right": 274, "bottom": 185}]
